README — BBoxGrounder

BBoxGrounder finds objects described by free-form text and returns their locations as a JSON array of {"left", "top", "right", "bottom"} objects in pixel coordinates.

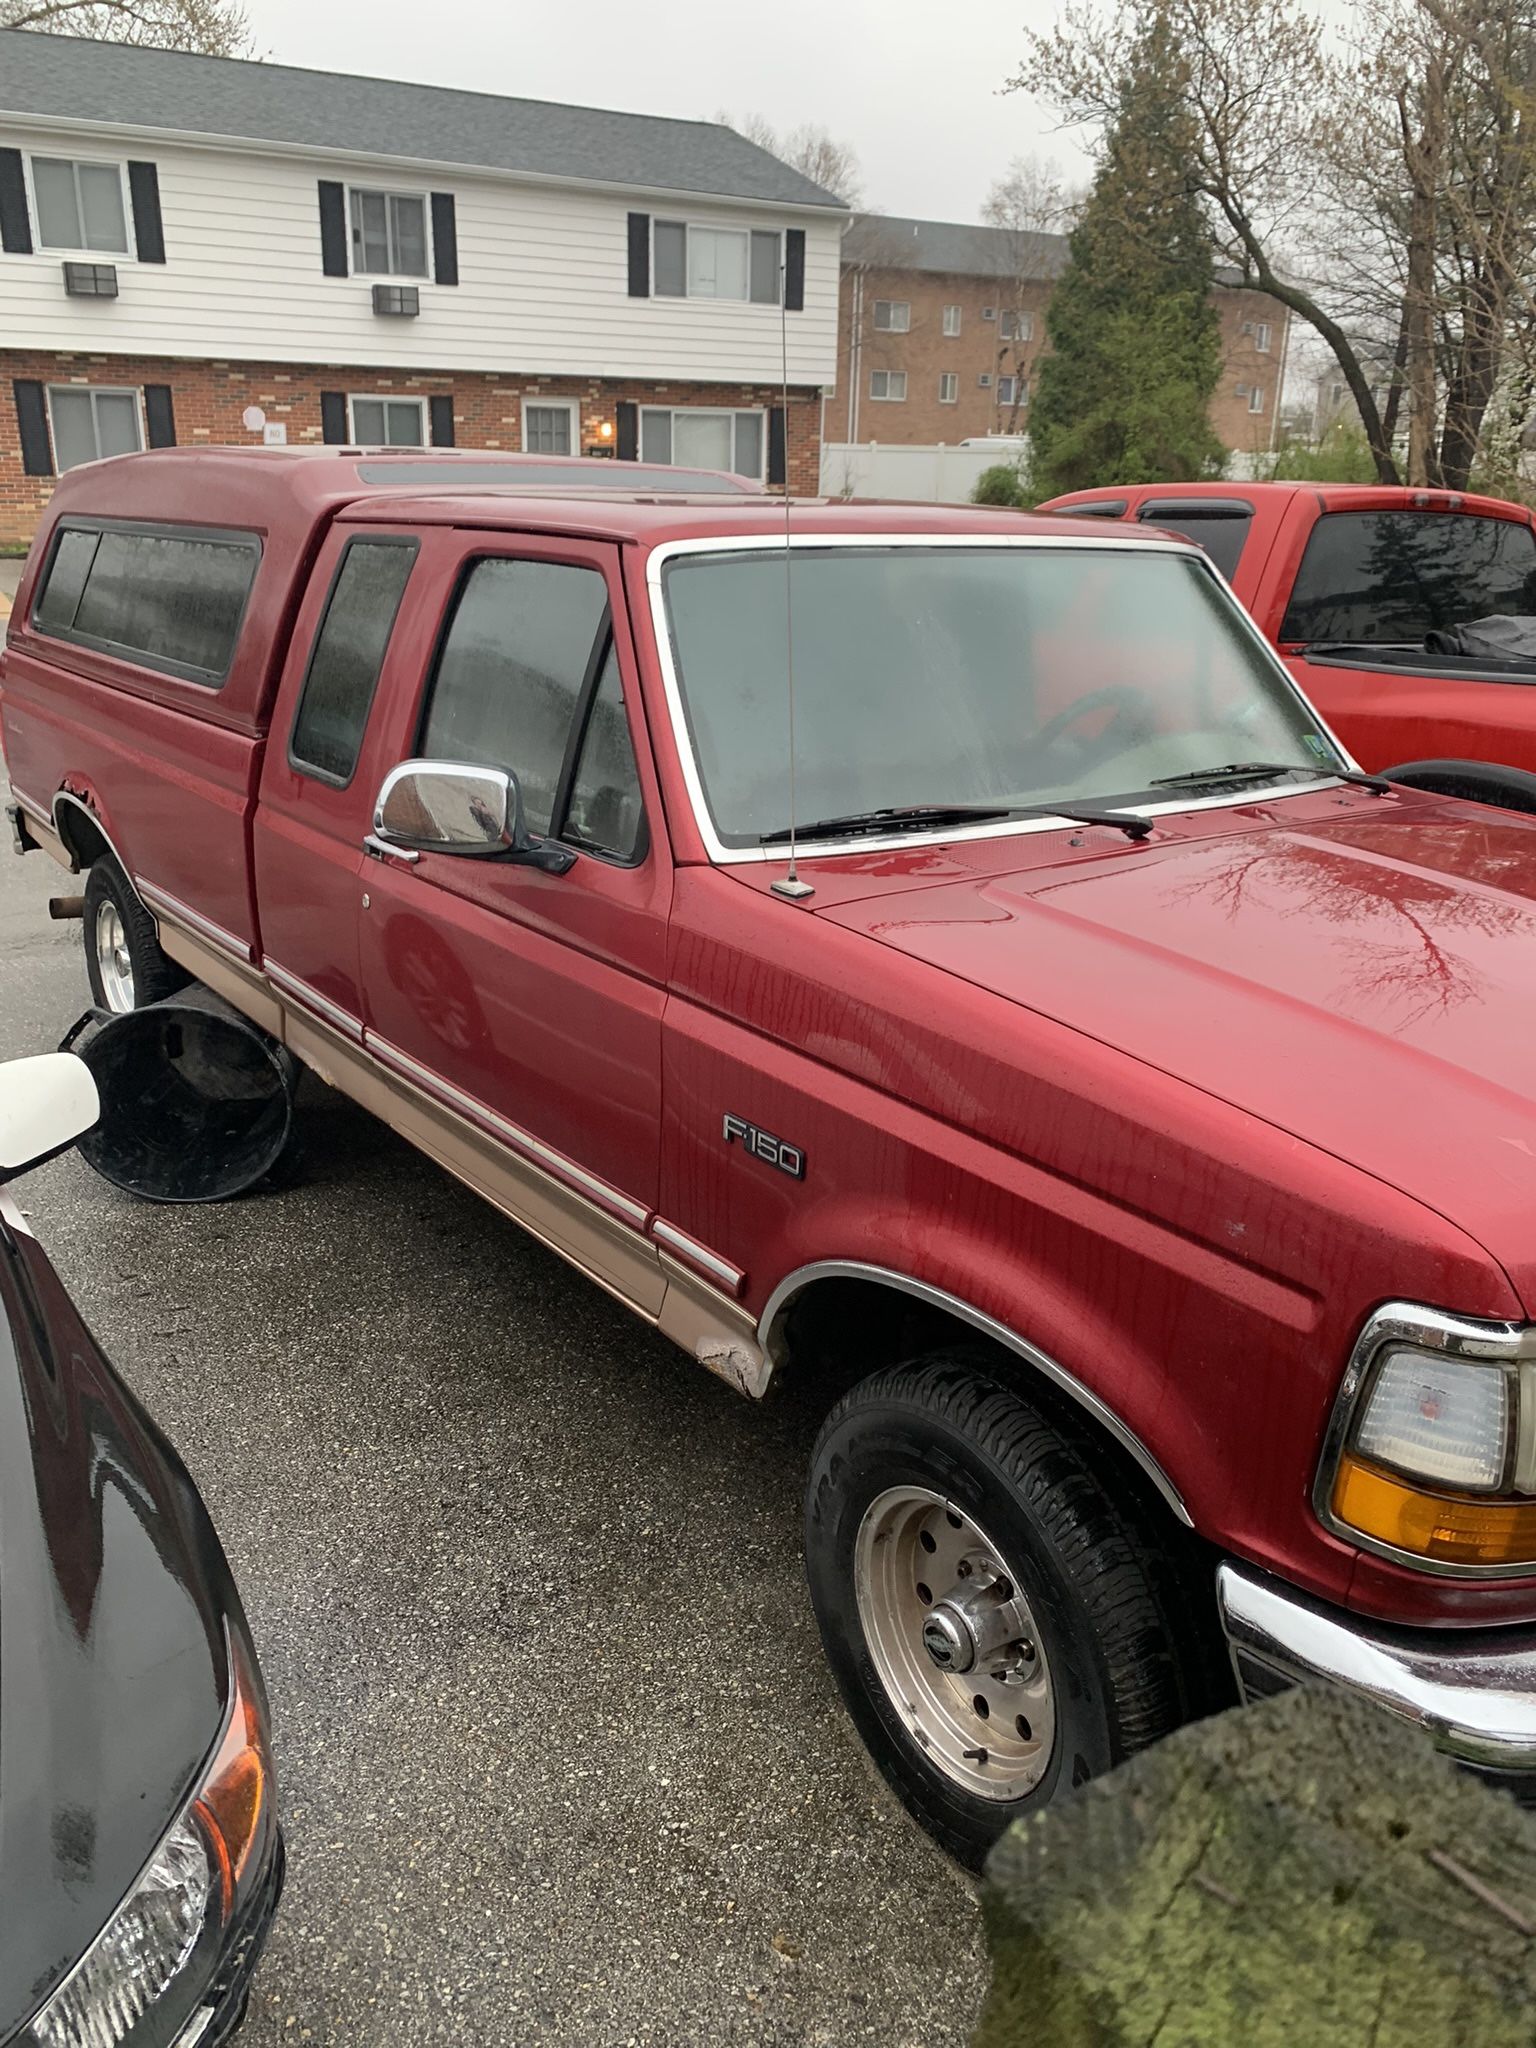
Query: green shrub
[{"left": 972, "top": 463, "right": 1029, "bottom": 507}]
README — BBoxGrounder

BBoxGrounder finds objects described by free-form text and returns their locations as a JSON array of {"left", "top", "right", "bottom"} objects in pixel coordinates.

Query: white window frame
[
  {"left": 996, "top": 375, "right": 1017, "bottom": 406},
  {"left": 651, "top": 219, "right": 781, "bottom": 305},
  {"left": 45, "top": 383, "right": 144, "bottom": 470},
  {"left": 346, "top": 185, "right": 431, "bottom": 278},
  {"left": 869, "top": 369, "right": 907, "bottom": 402},
  {"left": 938, "top": 372, "right": 959, "bottom": 405},
  {"left": 1248, "top": 385, "right": 1265, "bottom": 415},
  {"left": 999, "top": 310, "right": 1033, "bottom": 343},
  {"left": 942, "top": 304, "right": 962, "bottom": 337},
  {"left": 346, "top": 393, "right": 428, "bottom": 446},
  {"left": 872, "top": 299, "right": 911, "bottom": 333},
  {"left": 638, "top": 405, "right": 767, "bottom": 481},
  {"left": 1255, "top": 321, "right": 1273, "bottom": 353},
  {"left": 28, "top": 153, "right": 131, "bottom": 257},
  {"left": 521, "top": 397, "right": 580, "bottom": 456}
]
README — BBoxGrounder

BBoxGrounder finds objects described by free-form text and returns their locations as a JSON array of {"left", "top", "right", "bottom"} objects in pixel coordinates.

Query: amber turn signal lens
[
  {"left": 192, "top": 1643, "right": 270, "bottom": 1912},
  {"left": 1333, "top": 1453, "right": 1536, "bottom": 1570}
]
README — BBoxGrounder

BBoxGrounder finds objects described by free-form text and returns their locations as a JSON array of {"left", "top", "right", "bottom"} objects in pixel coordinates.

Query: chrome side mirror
[{"left": 373, "top": 761, "right": 576, "bottom": 873}]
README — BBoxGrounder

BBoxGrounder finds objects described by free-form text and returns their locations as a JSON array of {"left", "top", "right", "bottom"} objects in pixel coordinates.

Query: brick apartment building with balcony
[
  {"left": 0, "top": 31, "right": 845, "bottom": 543},
  {"left": 833, "top": 214, "right": 1290, "bottom": 458}
]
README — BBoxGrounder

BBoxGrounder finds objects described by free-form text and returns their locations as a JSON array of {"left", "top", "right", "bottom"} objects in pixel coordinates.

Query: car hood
[
  {"left": 820, "top": 800, "right": 1536, "bottom": 1311},
  {"left": 0, "top": 1201, "right": 228, "bottom": 2043}
]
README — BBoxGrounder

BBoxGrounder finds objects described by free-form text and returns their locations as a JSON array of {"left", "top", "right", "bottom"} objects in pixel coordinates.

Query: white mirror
[{"left": 0, "top": 1052, "right": 100, "bottom": 1180}]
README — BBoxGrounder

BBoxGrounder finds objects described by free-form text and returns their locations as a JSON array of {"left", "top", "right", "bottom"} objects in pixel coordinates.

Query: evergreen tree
[{"left": 1030, "top": 8, "right": 1224, "bottom": 496}]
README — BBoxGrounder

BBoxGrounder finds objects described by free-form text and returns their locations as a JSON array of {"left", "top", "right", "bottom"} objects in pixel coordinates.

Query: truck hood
[
  {"left": 820, "top": 801, "right": 1536, "bottom": 1310},
  {"left": 0, "top": 1206, "right": 228, "bottom": 2043}
]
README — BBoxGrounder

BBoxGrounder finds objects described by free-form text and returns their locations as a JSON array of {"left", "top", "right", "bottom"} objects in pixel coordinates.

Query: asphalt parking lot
[{"left": 0, "top": 773, "right": 986, "bottom": 2046}]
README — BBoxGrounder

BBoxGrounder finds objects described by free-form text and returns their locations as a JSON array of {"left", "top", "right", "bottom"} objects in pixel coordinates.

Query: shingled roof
[
  {"left": 0, "top": 29, "right": 845, "bottom": 210},
  {"left": 841, "top": 213, "right": 1069, "bottom": 281}
]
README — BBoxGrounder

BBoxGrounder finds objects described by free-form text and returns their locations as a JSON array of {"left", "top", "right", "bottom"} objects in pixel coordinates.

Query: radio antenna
[{"left": 770, "top": 245, "right": 814, "bottom": 903}]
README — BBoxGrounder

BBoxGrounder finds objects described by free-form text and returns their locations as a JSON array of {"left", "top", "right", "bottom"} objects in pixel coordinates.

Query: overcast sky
[{"left": 244, "top": 0, "right": 1089, "bottom": 222}]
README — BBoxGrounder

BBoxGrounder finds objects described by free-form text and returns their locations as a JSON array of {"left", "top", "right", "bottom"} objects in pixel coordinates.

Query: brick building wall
[
  {"left": 832, "top": 268, "right": 1053, "bottom": 446},
  {"left": 831, "top": 263, "right": 1290, "bottom": 460},
  {"left": 0, "top": 351, "right": 822, "bottom": 543}
]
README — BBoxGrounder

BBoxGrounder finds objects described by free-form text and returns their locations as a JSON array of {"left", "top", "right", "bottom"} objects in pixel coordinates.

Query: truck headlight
[
  {"left": 1318, "top": 1305, "right": 1536, "bottom": 1575},
  {"left": 20, "top": 1630, "right": 274, "bottom": 2048}
]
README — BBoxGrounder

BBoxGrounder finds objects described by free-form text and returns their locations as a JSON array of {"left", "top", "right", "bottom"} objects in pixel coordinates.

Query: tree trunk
[{"left": 1401, "top": 67, "right": 1444, "bottom": 488}]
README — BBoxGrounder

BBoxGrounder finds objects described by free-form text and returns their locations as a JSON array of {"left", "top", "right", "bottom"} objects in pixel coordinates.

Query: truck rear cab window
[
  {"left": 289, "top": 538, "right": 418, "bottom": 783},
  {"left": 32, "top": 521, "right": 260, "bottom": 687},
  {"left": 420, "top": 556, "right": 644, "bottom": 864},
  {"left": 1137, "top": 499, "right": 1254, "bottom": 582},
  {"left": 1280, "top": 510, "right": 1536, "bottom": 645}
]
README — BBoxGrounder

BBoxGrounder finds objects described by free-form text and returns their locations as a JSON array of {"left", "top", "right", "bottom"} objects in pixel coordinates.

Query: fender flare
[{"left": 757, "top": 1258, "right": 1193, "bottom": 1527}]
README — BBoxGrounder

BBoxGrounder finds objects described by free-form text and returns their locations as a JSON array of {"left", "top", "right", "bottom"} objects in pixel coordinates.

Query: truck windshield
[
  {"left": 660, "top": 544, "right": 1343, "bottom": 849},
  {"left": 1280, "top": 510, "right": 1536, "bottom": 645}
]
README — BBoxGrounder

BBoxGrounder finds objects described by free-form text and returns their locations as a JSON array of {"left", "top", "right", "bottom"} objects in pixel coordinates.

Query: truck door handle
[{"left": 363, "top": 833, "right": 421, "bottom": 867}]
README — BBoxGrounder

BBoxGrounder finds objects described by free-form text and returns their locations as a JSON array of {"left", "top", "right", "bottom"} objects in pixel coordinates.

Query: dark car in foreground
[{"left": 0, "top": 1051, "right": 281, "bottom": 2048}]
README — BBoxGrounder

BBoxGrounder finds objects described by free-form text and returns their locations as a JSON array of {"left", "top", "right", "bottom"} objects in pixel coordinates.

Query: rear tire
[
  {"left": 804, "top": 1351, "right": 1195, "bottom": 1868},
  {"left": 83, "top": 858, "right": 188, "bottom": 1014}
]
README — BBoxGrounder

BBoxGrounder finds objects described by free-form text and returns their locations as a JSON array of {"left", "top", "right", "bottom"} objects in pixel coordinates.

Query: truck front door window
[
  {"left": 420, "top": 557, "right": 610, "bottom": 838},
  {"left": 661, "top": 545, "right": 1342, "bottom": 849},
  {"left": 1280, "top": 511, "right": 1536, "bottom": 645}
]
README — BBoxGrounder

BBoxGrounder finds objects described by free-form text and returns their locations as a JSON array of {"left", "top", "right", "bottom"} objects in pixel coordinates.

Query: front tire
[
  {"left": 804, "top": 1352, "right": 1193, "bottom": 1868},
  {"left": 83, "top": 858, "right": 188, "bottom": 1014}
]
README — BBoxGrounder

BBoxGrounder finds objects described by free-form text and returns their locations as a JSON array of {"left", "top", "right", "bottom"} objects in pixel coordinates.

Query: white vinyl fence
[{"left": 821, "top": 439, "right": 1030, "bottom": 503}]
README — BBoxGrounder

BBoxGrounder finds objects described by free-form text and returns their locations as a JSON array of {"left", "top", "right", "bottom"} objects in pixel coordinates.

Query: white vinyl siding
[
  {"left": 869, "top": 369, "right": 906, "bottom": 401},
  {"left": 0, "top": 124, "right": 840, "bottom": 385},
  {"left": 32, "top": 155, "right": 128, "bottom": 253},
  {"left": 523, "top": 399, "right": 577, "bottom": 454},
  {"left": 348, "top": 187, "right": 428, "bottom": 276},
  {"left": 639, "top": 406, "right": 764, "bottom": 479},
  {"left": 47, "top": 384, "right": 142, "bottom": 469},
  {"left": 348, "top": 394, "right": 425, "bottom": 444}
]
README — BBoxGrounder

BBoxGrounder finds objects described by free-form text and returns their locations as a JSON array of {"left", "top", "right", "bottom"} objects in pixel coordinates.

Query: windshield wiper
[
  {"left": 760, "top": 801, "right": 1153, "bottom": 845},
  {"left": 1149, "top": 760, "right": 1391, "bottom": 795},
  {"left": 760, "top": 803, "right": 1011, "bottom": 844}
]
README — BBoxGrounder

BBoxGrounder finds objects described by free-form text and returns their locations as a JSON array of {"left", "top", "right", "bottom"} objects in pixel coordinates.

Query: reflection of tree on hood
[{"left": 1170, "top": 830, "right": 1530, "bottom": 1026}]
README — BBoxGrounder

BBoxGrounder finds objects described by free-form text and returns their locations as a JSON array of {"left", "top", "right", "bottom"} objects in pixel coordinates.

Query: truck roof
[{"left": 1043, "top": 477, "right": 1535, "bottom": 524}]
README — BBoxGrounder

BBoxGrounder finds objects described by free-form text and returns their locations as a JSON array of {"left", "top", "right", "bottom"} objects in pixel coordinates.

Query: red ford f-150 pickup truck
[
  {"left": 6, "top": 446, "right": 1536, "bottom": 1865},
  {"left": 1038, "top": 480, "right": 1536, "bottom": 785}
]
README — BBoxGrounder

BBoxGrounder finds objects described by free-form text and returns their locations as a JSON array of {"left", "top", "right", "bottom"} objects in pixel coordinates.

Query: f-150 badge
[{"left": 722, "top": 1114, "right": 805, "bottom": 1179}]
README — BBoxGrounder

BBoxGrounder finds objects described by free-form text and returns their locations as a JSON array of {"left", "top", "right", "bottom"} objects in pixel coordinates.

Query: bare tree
[
  {"left": 1, "top": 0, "right": 250, "bottom": 52},
  {"left": 982, "top": 155, "right": 1083, "bottom": 236},
  {"left": 1012, "top": 0, "right": 1536, "bottom": 489},
  {"left": 722, "top": 112, "right": 862, "bottom": 206}
]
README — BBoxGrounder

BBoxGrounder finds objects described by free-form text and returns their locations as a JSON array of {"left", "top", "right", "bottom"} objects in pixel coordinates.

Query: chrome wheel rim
[
  {"left": 94, "top": 900, "right": 135, "bottom": 1013},
  {"left": 854, "top": 1485, "right": 1055, "bottom": 1801}
]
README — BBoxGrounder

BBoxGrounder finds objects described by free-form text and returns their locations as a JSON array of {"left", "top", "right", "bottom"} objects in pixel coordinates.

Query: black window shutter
[
  {"left": 320, "top": 391, "right": 349, "bottom": 444},
  {"left": 615, "top": 400, "right": 638, "bottom": 461},
  {"left": 127, "top": 162, "right": 165, "bottom": 263},
  {"left": 626, "top": 212, "right": 650, "bottom": 297},
  {"left": 429, "top": 394, "right": 455, "bottom": 447},
  {"left": 144, "top": 384, "right": 176, "bottom": 447},
  {"left": 430, "top": 193, "right": 458, "bottom": 286},
  {"left": 0, "top": 149, "right": 31, "bottom": 255},
  {"left": 318, "top": 181, "right": 348, "bottom": 277},
  {"left": 767, "top": 406, "right": 786, "bottom": 488},
  {"left": 14, "top": 381, "right": 51, "bottom": 475},
  {"left": 784, "top": 229, "right": 805, "bottom": 313}
]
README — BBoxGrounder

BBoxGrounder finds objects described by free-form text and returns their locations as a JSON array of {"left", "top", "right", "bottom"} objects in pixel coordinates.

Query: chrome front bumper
[{"left": 1217, "top": 1562, "right": 1536, "bottom": 1780}]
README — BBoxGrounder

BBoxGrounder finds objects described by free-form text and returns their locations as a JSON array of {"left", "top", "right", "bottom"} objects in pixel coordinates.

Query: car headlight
[
  {"left": 1317, "top": 1304, "right": 1536, "bottom": 1575},
  {"left": 20, "top": 1630, "right": 275, "bottom": 2048}
]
